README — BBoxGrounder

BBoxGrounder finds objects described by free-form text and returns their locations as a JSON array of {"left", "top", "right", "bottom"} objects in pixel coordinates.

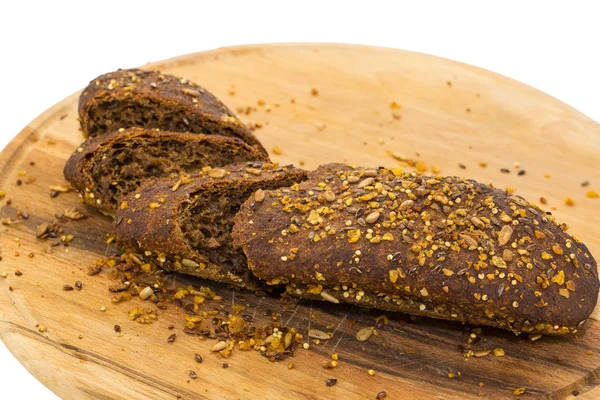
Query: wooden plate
[{"left": 1, "top": 43, "right": 599, "bottom": 400}]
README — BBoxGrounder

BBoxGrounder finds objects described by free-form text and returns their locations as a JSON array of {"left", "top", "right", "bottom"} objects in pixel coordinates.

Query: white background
[{"left": 1, "top": 1, "right": 599, "bottom": 399}]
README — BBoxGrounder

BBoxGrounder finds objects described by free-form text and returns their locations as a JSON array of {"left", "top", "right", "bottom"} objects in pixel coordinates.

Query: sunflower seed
[
  {"left": 356, "top": 326, "right": 375, "bottom": 342},
  {"left": 320, "top": 291, "right": 339, "bottom": 303},
  {"left": 308, "top": 329, "right": 332, "bottom": 340}
]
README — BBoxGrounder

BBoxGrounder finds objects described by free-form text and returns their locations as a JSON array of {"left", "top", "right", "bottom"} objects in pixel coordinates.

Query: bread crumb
[{"left": 272, "top": 146, "right": 282, "bottom": 155}]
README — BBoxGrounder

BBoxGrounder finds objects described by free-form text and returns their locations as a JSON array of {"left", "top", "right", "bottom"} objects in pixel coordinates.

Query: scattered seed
[
  {"left": 517, "top": 170, "right": 526, "bottom": 176},
  {"left": 500, "top": 168, "right": 510, "bottom": 174},
  {"left": 325, "top": 378, "right": 337, "bottom": 387},
  {"left": 458, "top": 164, "right": 466, "bottom": 169},
  {"left": 63, "top": 284, "right": 74, "bottom": 291},
  {"left": 376, "top": 391, "right": 388, "bottom": 400},
  {"left": 75, "top": 281, "right": 83, "bottom": 290},
  {"left": 311, "top": 88, "right": 319, "bottom": 96},
  {"left": 189, "top": 370, "right": 198, "bottom": 379},
  {"left": 540, "top": 197, "right": 547, "bottom": 205},
  {"left": 167, "top": 334, "right": 177, "bottom": 343},
  {"left": 356, "top": 326, "right": 375, "bottom": 342},
  {"left": 513, "top": 388, "right": 526, "bottom": 396},
  {"left": 35, "top": 223, "right": 49, "bottom": 238},
  {"left": 473, "top": 350, "right": 491, "bottom": 358},
  {"left": 222, "top": 363, "right": 229, "bottom": 369},
  {"left": 581, "top": 181, "right": 589, "bottom": 187},
  {"left": 114, "top": 325, "right": 121, "bottom": 332},
  {"left": 195, "top": 353, "right": 203, "bottom": 363},
  {"left": 368, "top": 369, "right": 375, "bottom": 376},
  {"left": 493, "top": 348, "right": 505, "bottom": 357},
  {"left": 564, "top": 197, "right": 575, "bottom": 206},
  {"left": 211, "top": 341, "right": 227, "bottom": 352},
  {"left": 308, "top": 329, "right": 332, "bottom": 340},
  {"left": 139, "top": 286, "right": 154, "bottom": 300},
  {"left": 529, "top": 334, "right": 542, "bottom": 341},
  {"left": 100, "top": 306, "right": 106, "bottom": 312},
  {"left": 14, "top": 270, "right": 22, "bottom": 276},
  {"left": 63, "top": 207, "right": 85, "bottom": 220}
]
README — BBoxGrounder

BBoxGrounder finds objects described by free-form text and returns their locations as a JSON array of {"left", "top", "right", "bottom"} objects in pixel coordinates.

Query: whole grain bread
[
  {"left": 232, "top": 163, "right": 599, "bottom": 334},
  {"left": 114, "top": 162, "right": 308, "bottom": 288},
  {"left": 78, "top": 68, "right": 267, "bottom": 155},
  {"left": 63, "top": 127, "right": 269, "bottom": 216}
]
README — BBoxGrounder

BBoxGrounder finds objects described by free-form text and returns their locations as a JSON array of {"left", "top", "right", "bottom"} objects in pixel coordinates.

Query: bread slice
[
  {"left": 232, "top": 163, "right": 599, "bottom": 335},
  {"left": 78, "top": 68, "right": 267, "bottom": 155},
  {"left": 63, "top": 127, "right": 270, "bottom": 216},
  {"left": 114, "top": 162, "right": 308, "bottom": 288}
]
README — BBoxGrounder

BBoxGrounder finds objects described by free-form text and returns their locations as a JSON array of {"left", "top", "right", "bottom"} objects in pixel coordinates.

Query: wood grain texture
[{"left": 0, "top": 43, "right": 599, "bottom": 400}]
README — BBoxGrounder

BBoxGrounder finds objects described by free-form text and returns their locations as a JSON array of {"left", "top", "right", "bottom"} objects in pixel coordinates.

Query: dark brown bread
[
  {"left": 63, "top": 127, "right": 269, "bottom": 216},
  {"left": 232, "top": 163, "right": 599, "bottom": 334},
  {"left": 114, "top": 162, "right": 308, "bottom": 288},
  {"left": 78, "top": 68, "right": 267, "bottom": 155}
]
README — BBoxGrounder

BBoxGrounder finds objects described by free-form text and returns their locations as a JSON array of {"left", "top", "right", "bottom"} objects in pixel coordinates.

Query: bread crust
[
  {"left": 115, "top": 162, "right": 307, "bottom": 288},
  {"left": 233, "top": 163, "right": 599, "bottom": 334},
  {"left": 63, "top": 127, "right": 269, "bottom": 216},
  {"left": 78, "top": 68, "right": 267, "bottom": 155}
]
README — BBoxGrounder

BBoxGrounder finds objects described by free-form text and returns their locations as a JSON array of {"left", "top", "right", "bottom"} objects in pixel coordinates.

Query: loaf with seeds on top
[
  {"left": 64, "top": 127, "right": 269, "bottom": 216},
  {"left": 78, "top": 68, "right": 267, "bottom": 156},
  {"left": 232, "top": 163, "right": 599, "bottom": 334},
  {"left": 114, "top": 162, "right": 308, "bottom": 288}
]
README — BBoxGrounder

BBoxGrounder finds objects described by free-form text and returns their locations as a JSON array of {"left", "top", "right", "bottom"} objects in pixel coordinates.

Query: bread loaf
[
  {"left": 232, "top": 163, "right": 599, "bottom": 334},
  {"left": 78, "top": 68, "right": 267, "bottom": 155},
  {"left": 63, "top": 127, "right": 269, "bottom": 216},
  {"left": 114, "top": 162, "right": 307, "bottom": 288}
]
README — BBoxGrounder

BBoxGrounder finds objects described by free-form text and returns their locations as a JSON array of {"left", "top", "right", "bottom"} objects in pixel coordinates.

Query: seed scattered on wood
[
  {"left": 514, "top": 387, "right": 526, "bottom": 396},
  {"left": 195, "top": 353, "right": 203, "bottom": 363},
  {"left": 540, "top": 197, "right": 547, "bottom": 205},
  {"left": 500, "top": 168, "right": 510, "bottom": 173},
  {"left": 63, "top": 284, "right": 74, "bottom": 291},
  {"left": 167, "top": 334, "right": 177, "bottom": 343},
  {"left": 325, "top": 378, "right": 337, "bottom": 387},
  {"left": 529, "top": 333, "right": 542, "bottom": 341},
  {"left": 14, "top": 270, "right": 23, "bottom": 276},
  {"left": 75, "top": 281, "right": 83, "bottom": 290},
  {"left": 517, "top": 170, "right": 526, "bottom": 176},
  {"left": 139, "top": 286, "right": 154, "bottom": 300},
  {"left": 222, "top": 363, "right": 229, "bottom": 369},
  {"left": 581, "top": 181, "right": 590, "bottom": 187},
  {"left": 368, "top": 369, "right": 376, "bottom": 376},
  {"left": 493, "top": 348, "right": 505, "bottom": 357},
  {"left": 308, "top": 329, "right": 333, "bottom": 340},
  {"left": 458, "top": 163, "right": 466, "bottom": 169},
  {"left": 211, "top": 341, "right": 227, "bottom": 352},
  {"left": 356, "top": 326, "right": 375, "bottom": 342},
  {"left": 473, "top": 350, "right": 491, "bottom": 358},
  {"left": 64, "top": 207, "right": 85, "bottom": 220},
  {"left": 49, "top": 184, "right": 71, "bottom": 192},
  {"left": 189, "top": 370, "right": 198, "bottom": 379},
  {"left": 254, "top": 189, "right": 265, "bottom": 202},
  {"left": 376, "top": 391, "right": 388, "bottom": 400},
  {"left": 36, "top": 223, "right": 49, "bottom": 238}
]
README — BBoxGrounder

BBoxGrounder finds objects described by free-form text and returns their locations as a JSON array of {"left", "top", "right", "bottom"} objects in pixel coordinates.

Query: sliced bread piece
[
  {"left": 64, "top": 127, "right": 270, "bottom": 216},
  {"left": 78, "top": 68, "right": 267, "bottom": 155},
  {"left": 232, "top": 163, "right": 599, "bottom": 334},
  {"left": 114, "top": 162, "right": 307, "bottom": 288}
]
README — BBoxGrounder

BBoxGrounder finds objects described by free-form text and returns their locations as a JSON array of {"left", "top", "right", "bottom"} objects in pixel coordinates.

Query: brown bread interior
[
  {"left": 92, "top": 135, "right": 266, "bottom": 210},
  {"left": 87, "top": 99, "right": 243, "bottom": 138}
]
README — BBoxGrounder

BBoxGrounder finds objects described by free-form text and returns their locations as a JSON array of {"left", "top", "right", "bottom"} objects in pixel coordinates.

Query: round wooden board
[{"left": 1, "top": 43, "right": 599, "bottom": 400}]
